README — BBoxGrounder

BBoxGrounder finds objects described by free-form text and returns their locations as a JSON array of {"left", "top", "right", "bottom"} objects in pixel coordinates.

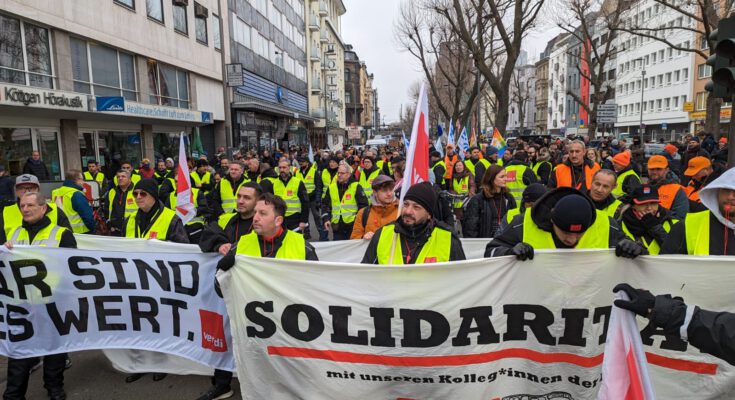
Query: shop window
[
  {"left": 148, "top": 60, "right": 189, "bottom": 108},
  {"left": 147, "top": 0, "right": 164, "bottom": 22},
  {"left": 70, "top": 38, "right": 137, "bottom": 100},
  {"left": 0, "top": 14, "right": 53, "bottom": 88},
  {"left": 97, "top": 131, "right": 143, "bottom": 176},
  {"left": 0, "top": 128, "right": 61, "bottom": 180},
  {"left": 174, "top": 2, "right": 188, "bottom": 35}
]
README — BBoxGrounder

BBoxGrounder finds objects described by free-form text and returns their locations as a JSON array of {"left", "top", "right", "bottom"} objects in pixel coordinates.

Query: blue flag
[
  {"left": 437, "top": 124, "right": 444, "bottom": 137},
  {"left": 456, "top": 127, "right": 469, "bottom": 161}
]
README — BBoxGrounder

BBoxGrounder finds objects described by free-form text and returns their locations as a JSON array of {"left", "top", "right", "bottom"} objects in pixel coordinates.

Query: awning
[{"left": 232, "top": 96, "right": 318, "bottom": 123}]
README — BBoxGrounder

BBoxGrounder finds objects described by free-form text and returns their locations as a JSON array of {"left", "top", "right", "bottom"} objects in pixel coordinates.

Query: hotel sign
[{"left": 0, "top": 84, "right": 87, "bottom": 111}]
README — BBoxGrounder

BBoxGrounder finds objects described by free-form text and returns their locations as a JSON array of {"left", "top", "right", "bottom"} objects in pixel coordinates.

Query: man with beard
[
  {"left": 548, "top": 140, "right": 600, "bottom": 194},
  {"left": 619, "top": 184, "right": 678, "bottom": 255},
  {"left": 361, "top": 182, "right": 465, "bottom": 264},
  {"left": 260, "top": 158, "right": 309, "bottom": 232},
  {"left": 680, "top": 136, "right": 710, "bottom": 184}
]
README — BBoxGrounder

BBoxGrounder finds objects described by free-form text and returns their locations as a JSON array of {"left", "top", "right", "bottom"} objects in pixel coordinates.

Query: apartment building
[{"left": 0, "top": 0, "right": 226, "bottom": 178}]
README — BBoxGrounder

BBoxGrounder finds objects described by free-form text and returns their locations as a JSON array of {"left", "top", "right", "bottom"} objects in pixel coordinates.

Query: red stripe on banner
[
  {"left": 625, "top": 348, "right": 645, "bottom": 400},
  {"left": 268, "top": 346, "right": 603, "bottom": 367},
  {"left": 645, "top": 352, "right": 718, "bottom": 375},
  {"left": 267, "top": 347, "right": 719, "bottom": 375}
]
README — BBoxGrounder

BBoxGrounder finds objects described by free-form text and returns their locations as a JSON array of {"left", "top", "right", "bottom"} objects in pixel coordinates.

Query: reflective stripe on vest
[
  {"left": 124, "top": 207, "right": 177, "bottom": 240},
  {"left": 329, "top": 181, "right": 359, "bottom": 224},
  {"left": 10, "top": 224, "right": 65, "bottom": 247},
  {"left": 451, "top": 176, "right": 469, "bottom": 208},
  {"left": 522, "top": 209, "right": 610, "bottom": 249},
  {"left": 220, "top": 178, "right": 249, "bottom": 213},
  {"left": 235, "top": 230, "right": 306, "bottom": 259},
  {"left": 321, "top": 170, "right": 336, "bottom": 199},
  {"left": 267, "top": 177, "right": 302, "bottom": 217},
  {"left": 296, "top": 163, "right": 317, "bottom": 194},
  {"left": 84, "top": 171, "right": 104, "bottom": 185},
  {"left": 169, "top": 188, "right": 204, "bottom": 225},
  {"left": 3, "top": 203, "right": 60, "bottom": 237},
  {"left": 505, "top": 164, "right": 529, "bottom": 202},
  {"left": 51, "top": 186, "right": 89, "bottom": 233},
  {"left": 621, "top": 219, "right": 674, "bottom": 255},
  {"left": 554, "top": 163, "right": 600, "bottom": 191},
  {"left": 612, "top": 169, "right": 640, "bottom": 198},
  {"left": 359, "top": 169, "right": 381, "bottom": 200},
  {"left": 375, "top": 224, "right": 452, "bottom": 264},
  {"left": 190, "top": 172, "right": 212, "bottom": 190},
  {"left": 684, "top": 210, "right": 710, "bottom": 255},
  {"left": 107, "top": 187, "right": 137, "bottom": 221}
]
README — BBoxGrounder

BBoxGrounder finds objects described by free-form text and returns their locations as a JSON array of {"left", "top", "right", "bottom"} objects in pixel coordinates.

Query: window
[
  {"left": 147, "top": 0, "right": 163, "bottom": 22},
  {"left": 345, "top": 69, "right": 351, "bottom": 82},
  {"left": 667, "top": 48, "right": 673, "bottom": 59},
  {"left": 656, "top": 99, "right": 662, "bottom": 111},
  {"left": 232, "top": 13, "right": 251, "bottom": 47},
  {"left": 0, "top": 15, "right": 54, "bottom": 88},
  {"left": 683, "top": 68, "right": 689, "bottom": 81},
  {"left": 700, "top": 36, "right": 709, "bottom": 49},
  {"left": 666, "top": 72, "right": 672, "bottom": 85},
  {"left": 148, "top": 60, "right": 188, "bottom": 108},
  {"left": 657, "top": 75, "right": 663, "bottom": 87},
  {"left": 643, "top": 102, "right": 647, "bottom": 111},
  {"left": 213, "top": 14, "right": 221, "bottom": 50},
  {"left": 698, "top": 64, "right": 712, "bottom": 78},
  {"left": 194, "top": 2, "right": 208, "bottom": 44},
  {"left": 644, "top": 55, "right": 649, "bottom": 65},
  {"left": 652, "top": 53, "right": 657, "bottom": 63},
  {"left": 115, "top": 0, "right": 135, "bottom": 9},
  {"left": 345, "top": 91, "right": 352, "bottom": 104},
  {"left": 649, "top": 100, "right": 654, "bottom": 111},
  {"left": 256, "top": 0, "right": 267, "bottom": 15},
  {"left": 173, "top": 3, "right": 187, "bottom": 34},
  {"left": 70, "top": 38, "right": 137, "bottom": 100},
  {"left": 674, "top": 70, "right": 680, "bottom": 82},
  {"left": 665, "top": 98, "right": 670, "bottom": 110},
  {"left": 695, "top": 91, "right": 707, "bottom": 110},
  {"left": 673, "top": 96, "right": 679, "bottom": 109}
]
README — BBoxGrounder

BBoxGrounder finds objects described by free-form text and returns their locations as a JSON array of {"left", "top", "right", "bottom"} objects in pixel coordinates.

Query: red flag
[
  {"left": 399, "top": 83, "right": 429, "bottom": 202},
  {"left": 175, "top": 132, "right": 196, "bottom": 224},
  {"left": 598, "top": 291, "right": 655, "bottom": 399}
]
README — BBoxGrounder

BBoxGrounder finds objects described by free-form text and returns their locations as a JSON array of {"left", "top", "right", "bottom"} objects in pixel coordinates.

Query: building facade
[
  {"left": 613, "top": 0, "right": 695, "bottom": 141},
  {"left": 228, "top": 0, "right": 314, "bottom": 152},
  {"left": 507, "top": 64, "right": 536, "bottom": 136},
  {"left": 0, "top": 0, "right": 226, "bottom": 179},
  {"left": 305, "top": 0, "right": 346, "bottom": 149},
  {"left": 547, "top": 33, "right": 570, "bottom": 135},
  {"left": 535, "top": 52, "right": 550, "bottom": 134}
]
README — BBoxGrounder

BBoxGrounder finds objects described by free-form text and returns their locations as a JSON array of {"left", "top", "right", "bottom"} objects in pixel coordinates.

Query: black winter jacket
[{"left": 463, "top": 191, "right": 516, "bottom": 238}]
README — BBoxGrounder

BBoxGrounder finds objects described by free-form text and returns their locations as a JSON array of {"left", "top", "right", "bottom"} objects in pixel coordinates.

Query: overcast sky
[{"left": 341, "top": 1, "right": 560, "bottom": 124}]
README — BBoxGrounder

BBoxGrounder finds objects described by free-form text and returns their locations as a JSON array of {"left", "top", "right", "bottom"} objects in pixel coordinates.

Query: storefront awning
[{"left": 232, "top": 95, "right": 318, "bottom": 123}]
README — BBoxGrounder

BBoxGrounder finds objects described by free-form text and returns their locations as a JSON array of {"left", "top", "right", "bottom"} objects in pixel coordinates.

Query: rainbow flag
[{"left": 490, "top": 128, "right": 507, "bottom": 158}]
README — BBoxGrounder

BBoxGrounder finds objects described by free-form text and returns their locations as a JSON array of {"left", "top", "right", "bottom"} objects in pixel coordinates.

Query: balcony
[
  {"left": 308, "top": 14, "right": 320, "bottom": 31},
  {"left": 311, "top": 107, "right": 326, "bottom": 119},
  {"left": 319, "top": 1, "right": 328, "bottom": 16},
  {"left": 311, "top": 79, "right": 322, "bottom": 93},
  {"left": 310, "top": 47, "right": 320, "bottom": 62}
]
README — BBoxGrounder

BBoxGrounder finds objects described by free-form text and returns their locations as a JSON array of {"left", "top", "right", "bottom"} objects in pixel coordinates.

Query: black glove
[
  {"left": 615, "top": 238, "right": 644, "bottom": 259},
  {"left": 217, "top": 251, "right": 236, "bottom": 271},
  {"left": 510, "top": 242, "right": 534, "bottom": 261},
  {"left": 612, "top": 283, "right": 655, "bottom": 317}
]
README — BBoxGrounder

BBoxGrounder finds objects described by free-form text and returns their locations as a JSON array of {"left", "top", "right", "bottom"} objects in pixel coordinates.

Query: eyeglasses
[{"left": 133, "top": 191, "right": 148, "bottom": 198}]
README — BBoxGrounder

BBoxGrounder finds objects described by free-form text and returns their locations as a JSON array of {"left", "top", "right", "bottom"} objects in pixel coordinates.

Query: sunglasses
[{"left": 133, "top": 191, "right": 149, "bottom": 198}]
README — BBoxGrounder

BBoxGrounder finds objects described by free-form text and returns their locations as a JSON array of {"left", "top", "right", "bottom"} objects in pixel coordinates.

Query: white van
[{"left": 365, "top": 138, "right": 388, "bottom": 147}]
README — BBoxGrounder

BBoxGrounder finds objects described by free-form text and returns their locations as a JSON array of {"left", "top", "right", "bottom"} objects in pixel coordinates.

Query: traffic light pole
[{"left": 729, "top": 101, "right": 735, "bottom": 166}]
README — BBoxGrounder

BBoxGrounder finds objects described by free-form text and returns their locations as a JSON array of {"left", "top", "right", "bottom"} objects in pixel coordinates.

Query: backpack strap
[{"left": 362, "top": 205, "right": 372, "bottom": 229}]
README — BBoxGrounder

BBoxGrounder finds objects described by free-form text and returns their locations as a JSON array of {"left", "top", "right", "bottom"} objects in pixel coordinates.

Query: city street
[{"left": 0, "top": 352, "right": 243, "bottom": 400}]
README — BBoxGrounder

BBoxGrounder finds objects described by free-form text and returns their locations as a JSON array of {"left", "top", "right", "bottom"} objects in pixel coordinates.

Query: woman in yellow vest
[
  {"left": 123, "top": 179, "right": 189, "bottom": 243},
  {"left": 448, "top": 161, "right": 476, "bottom": 221},
  {"left": 484, "top": 188, "right": 643, "bottom": 259}
]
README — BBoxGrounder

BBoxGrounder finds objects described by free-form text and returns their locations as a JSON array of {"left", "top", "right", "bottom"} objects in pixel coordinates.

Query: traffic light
[{"left": 705, "top": 17, "right": 735, "bottom": 100}]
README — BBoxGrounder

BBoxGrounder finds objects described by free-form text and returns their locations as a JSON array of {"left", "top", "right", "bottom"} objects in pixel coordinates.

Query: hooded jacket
[
  {"left": 661, "top": 167, "right": 735, "bottom": 255},
  {"left": 485, "top": 187, "right": 623, "bottom": 256}
]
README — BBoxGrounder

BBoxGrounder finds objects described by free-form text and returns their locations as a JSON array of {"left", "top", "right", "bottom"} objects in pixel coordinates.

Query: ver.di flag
[
  {"left": 456, "top": 126, "right": 470, "bottom": 161},
  {"left": 175, "top": 132, "right": 196, "bottom": 224},
  {"left": 598, "top": 291, "right": 656, "bottom": 399},
  {"left": 399, "top": 83, "right": 430, "bottom": 204},
  {"left": 446, "top": 119, "right": 455, "bottom": 150}
]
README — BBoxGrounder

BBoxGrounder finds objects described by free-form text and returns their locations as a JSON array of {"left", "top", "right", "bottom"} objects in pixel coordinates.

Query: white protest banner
[
  {"left": 312, "top": 238, "right": 491, "bottom": 263},
  {"left": 0, "top": 246, "right": 234, "bottom": 372},
  {"left": 220, "top": 251, "right": 735, "bottom": 399}
]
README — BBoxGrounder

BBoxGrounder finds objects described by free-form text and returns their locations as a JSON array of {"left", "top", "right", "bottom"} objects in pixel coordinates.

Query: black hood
[{"left": 530, "top": 187, "right": 597, "bottom": 232}]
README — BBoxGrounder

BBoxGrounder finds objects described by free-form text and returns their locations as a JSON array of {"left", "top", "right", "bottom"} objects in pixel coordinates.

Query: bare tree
[
  {"left": 555, "top": 0, "right": 623, "bottom": 136},
  {"left": 395, "top": 1, "right": 482, "bottom": 127},
  {"left": 431, "top": 0, "right": 547, "bottom": 135},
  {"left": 618, "top": 0, "right": 734, "bottom": 134},
  {"left": 509, "top": 68, "right": 533, "bottom": 134}
]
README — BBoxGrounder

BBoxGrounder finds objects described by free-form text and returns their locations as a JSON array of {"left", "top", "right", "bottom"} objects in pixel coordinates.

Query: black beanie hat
[
  {"left": 522, "top": 183, "right": 547, "bottom": 203},
  {"left": 134, "top": 178, "right": 160, "bottom": 201},
  {"left": 551, "top": 194, "right": 594, "bottom": 233},
  {"left": 404, "top": 182, "right": 437, "bottom": 216}
]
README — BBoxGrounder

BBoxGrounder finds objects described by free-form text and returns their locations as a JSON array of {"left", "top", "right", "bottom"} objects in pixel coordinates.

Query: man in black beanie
[
  {"left": 361, "top": 182, "right": 465, "bottom": 264},
  {"left": 485, "top": 187, "right": 643, "bottom": 260}
]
